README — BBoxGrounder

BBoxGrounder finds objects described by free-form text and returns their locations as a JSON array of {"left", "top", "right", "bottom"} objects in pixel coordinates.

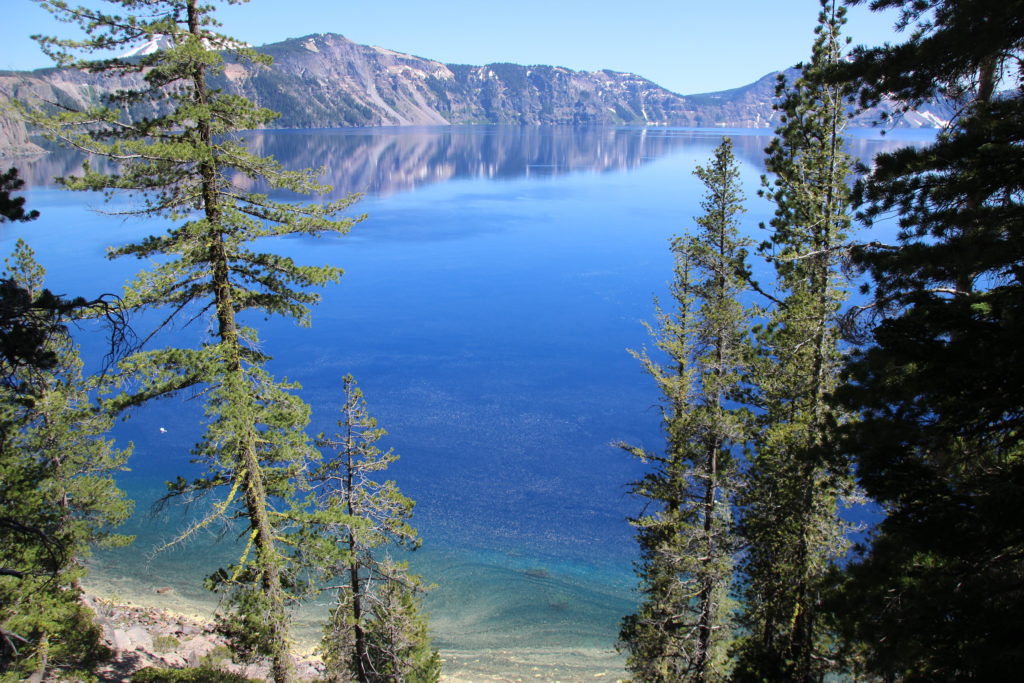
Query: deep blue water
[{"left": 7, "top": 125, "right": 933, "bottom": 679}]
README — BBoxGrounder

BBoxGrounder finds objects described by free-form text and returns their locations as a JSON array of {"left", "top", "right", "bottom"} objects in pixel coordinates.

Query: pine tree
[
  {"left": 0, "top": 240, "right": 133, "bottom": 681},
  {"left": 303, "top": 375, "right": 439, "bottom": 683},
  {"left": 0, "top": 167, "right": 75, "bottom": 382},
  {"left": 27, "top": 2, "right": 362, "bottom": 679},
  {"left": 732, "top": 2, "right": 855, "bottom": 681},
  {"left": 619, "top": 138, "right": 751, "bottom": 683},
  {"left": 0, "top": 169, "right": 39, "bottom": 224},
  {"left": 829, "top": 1, "right": 1024, "bottom": 678}
]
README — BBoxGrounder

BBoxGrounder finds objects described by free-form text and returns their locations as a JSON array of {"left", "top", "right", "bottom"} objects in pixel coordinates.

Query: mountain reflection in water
[{"left": 17, "top": 125, "right": 928, "bottom": 200}]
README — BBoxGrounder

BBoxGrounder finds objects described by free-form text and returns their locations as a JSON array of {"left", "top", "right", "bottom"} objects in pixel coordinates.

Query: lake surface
[{"left": 7, "top": 125, "right": 932, "bottom": 680}]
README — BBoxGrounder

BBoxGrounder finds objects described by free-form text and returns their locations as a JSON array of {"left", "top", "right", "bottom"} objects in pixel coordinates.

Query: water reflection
[
  {"left": 236, "top": 126, "right": 719, "bottom": 198},
  {"left": 14, "top": 125, "right": 931, "bottom": 199}
]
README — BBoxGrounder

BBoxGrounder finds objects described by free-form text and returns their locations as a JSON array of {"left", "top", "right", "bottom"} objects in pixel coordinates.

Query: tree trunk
[
  {"left": 186, "top": 2, "right": 293, "bottom": 680},
  {"left": 348, "top": 536, "right": 369, "bottom": 682},
  {"left": 344, "top": 405, "right": 370, "bottom": 682}
]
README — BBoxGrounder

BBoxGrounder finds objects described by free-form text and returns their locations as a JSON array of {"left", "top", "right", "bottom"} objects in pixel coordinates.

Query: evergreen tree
[
  {"left": 732, "top": 2, "right": 855, "bottom": 680},
  {"left": 0, "top": 167, "right": 77, "bottom": 382},
  {"left": 0, "top": 169, "right": 39, "bottom": 224},
  {"left": 27, "top": 2, "right": 362, "bottom": 679},
  {"left": 619, "top": 138, "right": 751, "bottom": 683},
  {"left": 358, "top": 560, "right": 439, "bottom": 683},
  {"left": 829, "top": 1, "right": 1024, "bottom": 679},
  {"left": 303, "top": 375, "right": 439, "bottom": 683},
  {"left": 0, "top": 241, "right": 133, "bottom": 681}
]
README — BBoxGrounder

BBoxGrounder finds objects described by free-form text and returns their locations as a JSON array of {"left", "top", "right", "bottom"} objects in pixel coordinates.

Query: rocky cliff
[
  {"left": 0, "top": 32, "right": 951, "bottom": 156},
  {"left": 208, "top": 34, "right": 706, "bottom": 128},
  {"left": 0, "top": 111, "right": 43, "bottom": 159}
]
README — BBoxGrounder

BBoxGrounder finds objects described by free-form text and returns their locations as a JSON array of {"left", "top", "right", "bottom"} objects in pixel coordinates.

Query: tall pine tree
[
  {"left": 829, "top": 1, "right": 1024, "bottom": 679},
  {"left": 302, "top": 375, "right": 439, "bottom": 683},
  {"left": 27, "top": 2, "right": 362, "bottom": 679},
  {"left": 0, "top": 241, "right": 133, "bottom": 681},
  {"left": 732, "top": 2, "right": 855, "bottom": 681},
  {"left": 620, "top": 138, "right": 751, "bottom": 683}
]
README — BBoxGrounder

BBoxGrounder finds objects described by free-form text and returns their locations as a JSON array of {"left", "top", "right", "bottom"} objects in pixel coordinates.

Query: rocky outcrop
[
  {"left": 85, "top": 595, "right": 324, "bottom": 681},
  {"left": 0, "top": 111, "right": 43, "bottom": 159}
]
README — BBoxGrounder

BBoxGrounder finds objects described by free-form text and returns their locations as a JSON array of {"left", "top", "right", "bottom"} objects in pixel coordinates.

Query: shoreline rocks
[{"left": 84, "top": 595, "right": 324, "bottom": 682}]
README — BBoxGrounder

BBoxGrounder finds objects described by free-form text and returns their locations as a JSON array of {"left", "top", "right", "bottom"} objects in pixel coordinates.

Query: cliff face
[
  {"left": 0, "top": 112, "right": 43, "bottom": 159},
  {"left": 438, "top": 63, "right": 693, "bottom": 125},
  {"left": 234, "top": 35, "right": 454, "bottom": 126},
  {"left": 0, "top": 32, "right": 951, "bottom": 157},
  {"left": 225, "top": 34, "right": 703, "bottom": 127},
  {"left": 0, "top": 65, "right": 152, "bottom": 158}
]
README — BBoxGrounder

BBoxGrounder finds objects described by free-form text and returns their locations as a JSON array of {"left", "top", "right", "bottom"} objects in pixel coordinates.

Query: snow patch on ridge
[{"left": 120, "top": 34, "right": 175, "bottom": 58}]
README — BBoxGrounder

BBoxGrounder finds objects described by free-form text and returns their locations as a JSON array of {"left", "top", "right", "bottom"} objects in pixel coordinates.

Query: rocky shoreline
[
  {"left": 84, "top": 595, "right": 324, "bottom": 682},
  {"left": 83, "top": 593, "right": 610, "bottom": 682}
]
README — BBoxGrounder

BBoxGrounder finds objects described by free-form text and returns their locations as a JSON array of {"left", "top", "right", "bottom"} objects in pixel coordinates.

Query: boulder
[
  {"left": 109, "top": 628, "right": 132, "bottom": 652},
  {"left": 126, "top": 625, "right": 153, "bottom": 651}
]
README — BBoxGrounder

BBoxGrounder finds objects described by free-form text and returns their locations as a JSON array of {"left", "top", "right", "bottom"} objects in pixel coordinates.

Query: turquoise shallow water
[
  {"left": 9, "top": 125, "right": 933, "bottom": 679},
  {"left": 85, "top": 483, "right": 635, "bottom": 679}
]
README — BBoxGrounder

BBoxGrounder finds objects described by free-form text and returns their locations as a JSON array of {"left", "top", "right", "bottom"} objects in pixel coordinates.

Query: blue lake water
[{"left": 7, "top": 125, "right": 933, "bottom": 680}]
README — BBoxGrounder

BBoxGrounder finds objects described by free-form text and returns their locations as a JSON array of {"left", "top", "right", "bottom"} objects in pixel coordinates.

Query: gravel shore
[{"left": 84, "top": 595, "right": 324, "bottom": 682}]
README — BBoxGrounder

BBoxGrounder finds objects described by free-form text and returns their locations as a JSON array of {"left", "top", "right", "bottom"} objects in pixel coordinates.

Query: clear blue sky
[{"left": 1, "top": 0, "right": 904, "bottom": 94}]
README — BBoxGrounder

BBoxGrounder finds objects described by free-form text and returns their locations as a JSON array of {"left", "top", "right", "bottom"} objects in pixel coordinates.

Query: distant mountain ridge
[
  {"left": 1, "top": 32, "right": 952, "bottom": 156},
  {"left": 216, "top": 33, "right": 705, "bottom": 128}
]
